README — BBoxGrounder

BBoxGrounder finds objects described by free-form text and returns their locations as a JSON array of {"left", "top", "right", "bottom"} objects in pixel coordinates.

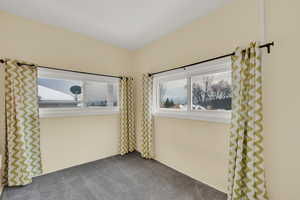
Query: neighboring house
[{"left": 38, "top": 85, "right": 78, "bottom": 108}]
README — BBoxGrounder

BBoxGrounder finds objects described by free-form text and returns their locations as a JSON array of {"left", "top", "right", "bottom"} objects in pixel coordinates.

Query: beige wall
[
  {"left": 263, "top": 0, "right": 300, "bottom": 199},
  {"left": 133, "top": 0, "right": 260, "bottom": 192},
  {"left": 0, "top": 11, "right": 132, "bottom": 180},
  {"left": 133, "top": 0, "right": 300, "bottom": 199}
]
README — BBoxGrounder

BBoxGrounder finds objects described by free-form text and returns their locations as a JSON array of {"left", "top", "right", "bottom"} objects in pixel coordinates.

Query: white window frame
[
  {"left": 153, "top": 58, "right": 232, "bottom": 123},
  {"left": 38, "top": 68, "right": 120, "bottom": 118}
]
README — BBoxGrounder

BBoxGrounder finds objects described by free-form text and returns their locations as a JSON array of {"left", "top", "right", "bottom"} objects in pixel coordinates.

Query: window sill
[
  {"left": 153, "top": 111, "right": 231, "bottom": 124},
  {"left": 39, "top": 108, "right": 120, "bottom": 118}
]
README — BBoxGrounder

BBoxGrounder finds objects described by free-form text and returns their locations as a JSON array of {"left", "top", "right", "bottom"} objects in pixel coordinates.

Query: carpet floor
[{"left": 1, "top": 152, "right": 227, "bottom": 200}]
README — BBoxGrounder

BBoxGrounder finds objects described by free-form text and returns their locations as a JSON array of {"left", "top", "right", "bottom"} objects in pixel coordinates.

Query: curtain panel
[
  {"left": 3, "top": 59, "right": 42, "bottom": 186},
  {"left": 227, "top": 43, "right": 268, "bottom": 200},
  {"left": 141, "top": 74, "right": 154, "bottom": 159},
  {"left": 119, "top": 77, "right": 136, "bottom": 155}
]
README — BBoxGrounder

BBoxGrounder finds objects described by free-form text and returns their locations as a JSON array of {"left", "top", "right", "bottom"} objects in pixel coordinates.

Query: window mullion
[
  {"left": 157, "top": 80, "right": 160, "bottom": 113},
  {"left": 82, "top": 81, "right": 86, "bottom": 109},
  {"left": 187, "top": 75, "right": 192, "bottom": 113}
]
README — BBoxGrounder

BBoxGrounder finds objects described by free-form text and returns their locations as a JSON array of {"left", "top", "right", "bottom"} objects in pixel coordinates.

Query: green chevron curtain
[
  {"left": 141, "top": 74, "right": 154, "bottom": 159},
  {"left": 228, "top": 42, "right": 268, "bottom": 200},
  {"left": 119, "top": 77, "right": 136, "bottom": 155},
  {"left": 3, "top": 59, "right": 42, "bottom": 186}
]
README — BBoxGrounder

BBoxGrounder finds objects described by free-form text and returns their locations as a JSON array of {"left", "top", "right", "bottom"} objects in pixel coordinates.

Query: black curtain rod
[
  {"left": 0, "top": 60, "right": 123, "bottom": 79},
  {"left": 149, "top": 42, "right": 274, "bottom": 77}
]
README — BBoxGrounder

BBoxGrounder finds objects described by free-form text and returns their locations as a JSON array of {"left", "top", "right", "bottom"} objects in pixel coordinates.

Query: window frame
[
  {"left": 38, "top": 68, "right": 120, "bottom": 118},
  {"left": 153, "top": 59, "right": 231, "bottom": 123}
]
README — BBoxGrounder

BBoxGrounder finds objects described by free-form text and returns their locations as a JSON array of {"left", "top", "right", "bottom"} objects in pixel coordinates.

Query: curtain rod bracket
[
  {"left": 266, "top": 43, "right": 271, "bottom": 54},
  {"left": 266, "top": 41, "right": 274, "bottom": 54}
]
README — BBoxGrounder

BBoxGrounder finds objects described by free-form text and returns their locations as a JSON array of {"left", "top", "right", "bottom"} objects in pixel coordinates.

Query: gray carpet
[{"left": 1, "top": 152, "right": 227, "bottom": 200}]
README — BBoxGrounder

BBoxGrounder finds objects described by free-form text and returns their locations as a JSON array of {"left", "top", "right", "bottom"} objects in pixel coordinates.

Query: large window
[
  {"left": 153, "top": 60, "right": 231, "bottom": 123},
  {"left": 38, "top": 69, "right": 119, "bottom": 118}
]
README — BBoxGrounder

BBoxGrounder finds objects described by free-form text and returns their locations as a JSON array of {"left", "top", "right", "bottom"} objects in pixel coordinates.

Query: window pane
[
  {"left": 85, "top": 81, "right": 118, "bottom": 107},
  {"left": 159, "top": 78, "right": 187, "bottom": 110},
  {"left": 192, "top": 71, "right": 232, "bottom": 111},
  {"left": 38, "top": 78, "right": 83, "bottom": 108}
]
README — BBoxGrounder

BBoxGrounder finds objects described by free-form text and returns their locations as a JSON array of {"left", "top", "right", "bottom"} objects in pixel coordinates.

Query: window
[
  {"left": 159, "top": 78, "right": 187, "bottom": 110},
  {"left": 84, "top": 81, "right": 118, "bottom": 107},
  {"left": 38, "top": 78, "right": 83, "bottom": 108},
  {"left": 153, "top": 59, "right": 231, "bottom": 123},
  {"left": 38, "top": 69, "right": 119, "bottom": 118},
  {"left": 192, "top": 71, "right": 231, "bottom": 111}
]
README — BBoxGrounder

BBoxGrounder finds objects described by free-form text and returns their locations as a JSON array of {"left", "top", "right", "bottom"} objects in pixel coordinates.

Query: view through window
[
  {"left": 159, "top": 78, "right": 187, "bottom": 110},
  {"left": 192, "top": 71, "right": 231, "bottom": 111},
  {"left": 38, "top": 70, "right": 119, "bottom": 115},
  {"left": 38, "top": 78, "right": 83, "bottom": 108},
  {"left": 85, "top": 81, "right": 118, "bottom": 107}
]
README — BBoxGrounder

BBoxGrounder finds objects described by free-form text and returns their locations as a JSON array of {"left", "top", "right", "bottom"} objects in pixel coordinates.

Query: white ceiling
[{"left": 0, "top": 0, "right": 231, "bottom": 50}]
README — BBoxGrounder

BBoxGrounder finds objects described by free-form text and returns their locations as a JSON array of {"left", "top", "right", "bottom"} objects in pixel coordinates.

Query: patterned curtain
[
  {"left": 228, "top": 42, "right": 268, "bottom": 200},
  {"left": 119, "top": 77, "right": 135, "bottom": 155},
  {"left": 3, "top": 59, "right": 42, "bottom": 186},
  {"left": 141, "top": 74, "right": 154, "bottom": 159}
]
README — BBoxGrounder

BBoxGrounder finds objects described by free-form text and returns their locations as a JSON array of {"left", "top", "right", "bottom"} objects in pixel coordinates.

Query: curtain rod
[
  {"left": 149, "top": 42, "right": 274, "bottom": 77},
  {"left": 0, "top": 60, "right": 123, "bottom": 79}
]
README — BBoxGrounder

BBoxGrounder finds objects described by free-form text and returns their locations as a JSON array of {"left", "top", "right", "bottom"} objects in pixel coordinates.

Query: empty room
[{"left": 0, "top": 0, "right": 299, "bottom": 199}]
